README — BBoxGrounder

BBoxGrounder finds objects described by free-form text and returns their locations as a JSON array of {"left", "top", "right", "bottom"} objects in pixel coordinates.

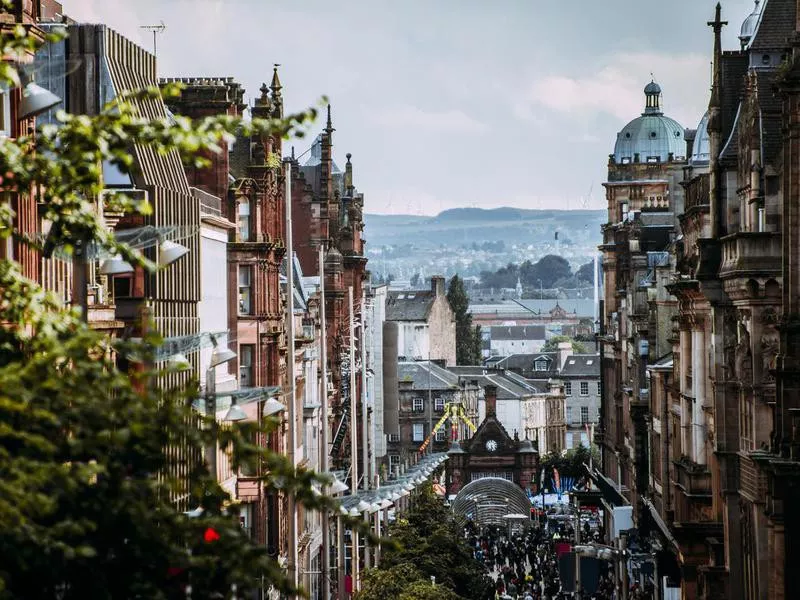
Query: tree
[
  {"left": 447, "top": 274, "right": 480, "bottom": 365},
  {"left": 542, "top": 335, "right": 587, "bottom": 354},
  {"left": 0, "top": 23, "right": 340, "bottom": 599},
  {"left": 358, "top": 484, "right": 492, "bottom": 600},
  {"left": 575, "top": 261, "right": 595, "bottom": 284},
  {"left": 520, "top": 255, "right": 572, "bottom": 289}
]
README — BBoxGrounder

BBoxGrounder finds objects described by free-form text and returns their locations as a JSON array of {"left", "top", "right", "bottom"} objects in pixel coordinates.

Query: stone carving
[
  {"left": 735, "top": 321, "right": 752, "bottom": 384},
  {"left": 761, "top": 307, "right": 780, "bottom": 326},
  {"left": 761, "top": 329, "right": 779, "bottom": 383}
]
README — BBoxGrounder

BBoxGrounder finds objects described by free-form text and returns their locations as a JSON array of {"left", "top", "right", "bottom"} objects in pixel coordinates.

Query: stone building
[
  {"left": 594, "top": 2, "right": 800, "bottom": 599},
  {"left": 290, "top": 112, "right": 368, "bottom": 477},
  {"left": 561, "top": 353, "right": 601, "bottom": 450},
  {"left": 387, "top": 360, "right": 481, "bottom": 469},
  {"left": 445, "top": 385, "right": 539, "bottom": 497},
  {"left": 386, "top": 276, "right": 456, "bottom": 366}
]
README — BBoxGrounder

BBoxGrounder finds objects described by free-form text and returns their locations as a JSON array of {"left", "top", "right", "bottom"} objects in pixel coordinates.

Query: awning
[
  {"left": 641, "top": 496, "right": 679, "bottom": 552},
  {"left": 584, "top": 464, "right": 627, "bottom": 507}
]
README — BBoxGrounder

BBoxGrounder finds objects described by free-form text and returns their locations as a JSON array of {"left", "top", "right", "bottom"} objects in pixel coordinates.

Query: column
[
  {"left": 680, "top": 328, "right": 691, "bottom": 455},
  {"left": 692, "top": 327, "right": 706, "bottom": 465}
]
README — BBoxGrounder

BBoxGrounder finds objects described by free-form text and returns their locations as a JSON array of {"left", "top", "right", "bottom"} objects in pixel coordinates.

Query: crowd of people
[{"left": 463, "top": 511, "right": 643, "bottom": 600}]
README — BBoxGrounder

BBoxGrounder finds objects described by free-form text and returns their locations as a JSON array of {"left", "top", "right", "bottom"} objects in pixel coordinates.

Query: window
[
  {"left": 535, "top": 359, "right": 548, "bottom": 371},
  {"left": 565, "top": 382, "right": 572, "bottom": 396},
  {"left": 566, "top": 407, "right": 572, "bottom": 424},
  {"left": 238, "top": 199, "right": 251, "bottom": 242},
  {"left": 0, "top": 90, "right": 10, "bottom": 137},
  {"left": 389, "top": 454, "right": 400, "bottom": 466},
  {"left": 412, "top": 423, "right": 424, "bottom": 442},
  {"left": 412, "top": 397, "right": 424, "bottom": 413},
  {"left": 387, "top": 433, "right": 400, "bottom": 443},
  {"left": 597, "top": 381, "right": 602, "bottom": 396},
  {"left": 238, "top": 265, "right": 253, "bottom": 315},
  {"left": 435, "top": 428, "right": 447, "bottom": 442},
  {"left": 239, "top": 344, "right": 254, "bottom": 388},
  {"left": 581, "top": 406, "right": 589, "bottom": 424},
  {"left": 580, "top": 381, "right": 589, "bottom": 396},
  {"left": 434, "top": 397, "right": 445, "bottom": 412}
]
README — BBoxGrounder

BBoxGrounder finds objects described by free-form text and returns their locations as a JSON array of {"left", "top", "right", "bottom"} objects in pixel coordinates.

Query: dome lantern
[
  {"left": 643, "top": 80, "right": 663, "bottom": 115},
  {"left": 739, "top": 0, "right": 762, "bottom": 49}
]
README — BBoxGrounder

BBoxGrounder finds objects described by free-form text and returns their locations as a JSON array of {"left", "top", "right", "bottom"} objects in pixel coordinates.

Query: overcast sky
[{"left": 68, "top": 0, "right": 758, "bottom": 215}]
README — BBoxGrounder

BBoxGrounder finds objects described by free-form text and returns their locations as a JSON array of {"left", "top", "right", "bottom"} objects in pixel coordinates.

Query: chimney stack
[
  {"left": 431, "top": 275, "right": 445, "bottom": 297},
  {"left": 557, "top": 341, "right": 573, "bottom": 371},
  {"left": 484, "top": 384, "right": 497, "bottom": 417}
]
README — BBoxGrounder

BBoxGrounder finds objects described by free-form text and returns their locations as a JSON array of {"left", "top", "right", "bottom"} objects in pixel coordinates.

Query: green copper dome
[{"left": 613, "top": 81, "right": 685, "bottom": 164}]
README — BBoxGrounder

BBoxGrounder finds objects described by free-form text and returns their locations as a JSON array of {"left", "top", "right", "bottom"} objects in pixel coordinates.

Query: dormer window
[{"left": 535, "top": 358, "right": 548, "bottom": 371}]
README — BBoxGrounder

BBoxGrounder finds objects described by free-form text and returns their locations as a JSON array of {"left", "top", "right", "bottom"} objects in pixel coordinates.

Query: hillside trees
[
  {"left": 541, "top": 335, "right": 587, "bottom": 354},
  {"left": 447, "top": 274, "right": 481, "bottom": 365},
  {"left": 0, "top": 23, "right": 340, "bottom": 599},
  {"left": 480, "top": 254, "right": 574, "bottom": 290}
]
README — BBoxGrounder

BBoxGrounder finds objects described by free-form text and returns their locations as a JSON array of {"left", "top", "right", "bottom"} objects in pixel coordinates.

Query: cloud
[
  {"left": 513, "top": 52, "right": 709, "bottom": 128},
  {"left": 368, "top": 104, "right": 489, "bottom": 134}
]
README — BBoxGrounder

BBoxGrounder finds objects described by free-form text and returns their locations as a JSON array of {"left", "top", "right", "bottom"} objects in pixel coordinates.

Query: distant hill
[{"left": 364, "top": 207, "right": 606, "bottom": 248}]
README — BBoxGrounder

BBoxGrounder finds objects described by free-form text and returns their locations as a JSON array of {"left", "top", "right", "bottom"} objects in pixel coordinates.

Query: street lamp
[{"left": 205, "top": 335, "right": 236, "bottom": 480}]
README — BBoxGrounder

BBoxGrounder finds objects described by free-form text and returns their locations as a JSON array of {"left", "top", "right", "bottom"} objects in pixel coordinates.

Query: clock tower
[{"left": 445, "top": 385, "right": 539, "bottom": 497}]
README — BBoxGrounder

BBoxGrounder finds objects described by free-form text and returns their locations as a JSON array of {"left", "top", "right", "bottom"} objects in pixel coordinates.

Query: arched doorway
[{"left": 451, "top": 477, "right": 531, "bottom": 526}]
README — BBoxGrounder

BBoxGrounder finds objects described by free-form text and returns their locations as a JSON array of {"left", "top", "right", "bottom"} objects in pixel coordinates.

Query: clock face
[{"left": 485, "top": 439, "right": 498, "bottom": 452}]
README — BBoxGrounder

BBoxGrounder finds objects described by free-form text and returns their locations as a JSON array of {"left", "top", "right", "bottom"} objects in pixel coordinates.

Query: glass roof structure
[{"left": 451, "top": 477, "right": 531, "bottom": 526}]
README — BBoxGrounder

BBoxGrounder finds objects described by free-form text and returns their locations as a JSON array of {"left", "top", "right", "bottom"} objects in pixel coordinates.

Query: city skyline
[{"left": 70, "top": 0, "right": 757, "bottom": 215}]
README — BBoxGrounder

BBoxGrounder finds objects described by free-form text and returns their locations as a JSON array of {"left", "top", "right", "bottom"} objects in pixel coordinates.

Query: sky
[{"left": 67, "top": 0, "right": 759, "bottom": 215}]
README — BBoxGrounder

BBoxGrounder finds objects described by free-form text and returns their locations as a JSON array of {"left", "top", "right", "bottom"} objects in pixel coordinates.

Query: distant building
[
  {"left": 386, "top": 360, "right": 480, "bottom": 471},
  {"left": 485, "top": 325, "right": 546, "bottom": 358},
  {"left": 447, "top": 366, "right": 539, "bottom": 438},
  {"left": 560, "top": 353, "right": 600, "bottom": 450},
  {"left": 386, "top": 276, "right": 456, "bottom": 366}
]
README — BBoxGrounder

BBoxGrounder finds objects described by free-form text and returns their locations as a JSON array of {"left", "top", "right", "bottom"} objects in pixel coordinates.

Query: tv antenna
[{"left": 140, "top": 21, "right": 166, "bottom": 57}]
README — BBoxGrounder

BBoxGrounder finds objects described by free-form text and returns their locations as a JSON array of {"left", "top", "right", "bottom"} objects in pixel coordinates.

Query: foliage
[
  {"left": 479, "top": 254, "right": 573, "bottom": 290},
  {"left": 357, "top": 484, "right": 492, "bottom": 600},
  {"left": 539, "top": 444, "right": 599, "bottom": 482},
  {"left": 0, "top": 22, "right": 347, "bottom": 599},
  {"left": 575, "top": 260, "right": 599, "bottom": 284},
  {"left": 447, "top": 274, "right": 481, "bottom": 365},
  {"left": 541, "top": 335, "right": 587, "bottom": 354}
]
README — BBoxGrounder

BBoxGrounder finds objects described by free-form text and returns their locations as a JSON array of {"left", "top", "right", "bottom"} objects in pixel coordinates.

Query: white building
[
  {"left": 486, "top": 325, "right": 546, "bottom": 358},
  {"left": 367, "top": 284, "right": 388, "bottom": 464},
  {"left": 386, "top": 275, "right": 456, "bottom": 366}
]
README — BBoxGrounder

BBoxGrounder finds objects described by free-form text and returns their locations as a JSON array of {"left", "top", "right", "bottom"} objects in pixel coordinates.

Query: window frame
[
  {"left": 239, "top": 343, "right": 254, "bottom": 388},
  {"left": 412, "top": 423, "right": 425, "bottom": 442},
  {"left": 565, "top": 382, "right": 572, "bottom": 396},
  {"left": 434, "top": 397, "right": 445, "bottom": 412},
  {"left": 580, "top": 381, "right": 589, "bottom": 396},
  {"left": 412, "top": 397, "right": 424, "bottom": 413},
  {"left": 238, "top": 264, "right": 254, "bottom": 315}
]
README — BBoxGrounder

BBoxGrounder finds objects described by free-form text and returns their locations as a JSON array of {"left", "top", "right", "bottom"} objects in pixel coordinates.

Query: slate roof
[
  {"left": 750, "top": 0, "right": 796, "bottom": 52},
  {"left": 560, "top": 354, "right": 600, "bottom": 378},
  {"left": 489, "top": 352, "right": 561, "bottom": 378},
  {"left": 397, "top": 360, "right": 460, "bottom": 391},
  {"left": 490, "top": 325, "right": 546, "bottom": 341},
  {"left": 447, "top": 367, "right": 536, "bottom": 400},
  {"left": 386, "top": 290, "right": 435, "bottom": 321},
  {"left": 758, "top": 69, "right": 783, "bottom": 166}
]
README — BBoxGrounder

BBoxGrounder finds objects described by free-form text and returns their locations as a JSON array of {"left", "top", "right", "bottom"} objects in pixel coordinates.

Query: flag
[
  {"left": 539, "top": 468, "right": 545, "bottom": 491},
  {"left": 553, "top": 468, "right": 561, "bottom": 493}
]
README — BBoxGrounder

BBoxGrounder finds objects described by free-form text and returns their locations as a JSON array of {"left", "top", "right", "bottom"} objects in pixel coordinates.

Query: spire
[
  {"left": 325, "top": 103, "right": 333, "bottom": 133},
  {"left": 707, "top": 3, "right": 727, "bottom": 123},
  {"left": 270, "top": 63, "right": 282, "bottom": 96},
  {"left": 344, "top": 152, "right": 353, "bottom": 192}
]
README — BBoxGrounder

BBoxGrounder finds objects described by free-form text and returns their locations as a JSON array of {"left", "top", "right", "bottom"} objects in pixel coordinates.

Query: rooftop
[
  {"left": 397, "top": 360, "right": 460, "bottom": 391},
  {"left": 560, "top": 353, "right": 600, "bottom": 378}
]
